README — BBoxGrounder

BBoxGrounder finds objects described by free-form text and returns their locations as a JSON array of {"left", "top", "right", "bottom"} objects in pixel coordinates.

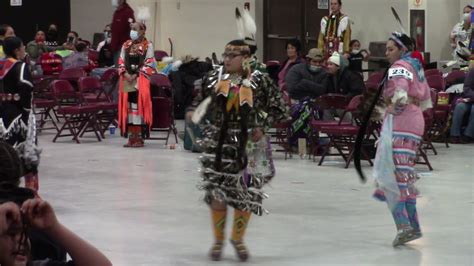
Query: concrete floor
[{"left": 35, "top": 126, "right": 473, "bottom": 266}]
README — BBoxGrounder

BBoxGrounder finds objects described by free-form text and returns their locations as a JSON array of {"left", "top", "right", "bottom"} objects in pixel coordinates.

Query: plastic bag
[{"left": 373, "top": 114, "right": 399, "bottom": 209}]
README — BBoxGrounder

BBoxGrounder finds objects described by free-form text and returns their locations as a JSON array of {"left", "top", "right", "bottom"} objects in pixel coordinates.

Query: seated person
[
  {"left": 63, "top": 42, "right": 89, "bottom": 70},
  {"left": 325, "top": 52, "right": 365, "bottom": 120},
  {"left": 285, "top": 48, "right": 328, "bottom": 101},
  {"left": 0, "top": 198, "right": 113, "bottom": 266},
  {"left": 26, "top": 30, "right": 64, "bottom": 64},
  {"left": 94, "top": 24, "right": 114, "bottom": 68},
  {"left": 450, "top": 66, "right": 474, "bottom": 143},
  {"left": 277, "top": 39, "right": 305, "bottom": 88},
  {"left": 62, "top": 31, "right": 80, "bottom": 51}
]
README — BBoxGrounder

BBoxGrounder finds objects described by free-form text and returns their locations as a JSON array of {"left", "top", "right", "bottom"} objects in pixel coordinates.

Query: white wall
[
  {"left": 71, "top": 0, "right": 465, "bottom": 62},
  {"left": 70, "top": 0, "right": 114, "bottom": 42},
  {"left": 426, "top": 0, "right": 460, "bottom": 61},
  {"left": 342, "top": 0, "right": 409, "bottom": 51}
]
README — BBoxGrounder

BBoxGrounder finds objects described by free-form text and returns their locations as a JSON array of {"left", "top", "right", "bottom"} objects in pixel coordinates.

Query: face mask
[
  {"left": 104, "top": 32, "right": 110, "bottom": 39},
  {"left": 112, "top": 0, "right": 118, "bottom": 7},
  {"left": 351, "top": 49, "right": 361, "bottom": 54},
  {"left": 309, "top": 65, "right": 321, "bottom": 73},
  {"left": 130, "top": 30, "right": 139, "bottom": 41},
  {"left": 463, "top": 13, "right": 471, "bottom": 22}
]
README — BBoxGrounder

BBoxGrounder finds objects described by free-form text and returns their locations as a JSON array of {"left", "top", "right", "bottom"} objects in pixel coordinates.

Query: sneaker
[
  {"left": 392, "top": 228, "right": 413, "bottom": 247},
  {"left": 404, "top": 229, "right": 422, "bottom": 243}
]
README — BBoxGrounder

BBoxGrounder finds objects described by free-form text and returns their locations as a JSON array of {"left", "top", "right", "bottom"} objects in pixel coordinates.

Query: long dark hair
[
  {"left": 3, "top": 36, "right": 23, "bottom": 58},
  {"left": 0, "top": 141, "right": 23, "bottom": 186}
]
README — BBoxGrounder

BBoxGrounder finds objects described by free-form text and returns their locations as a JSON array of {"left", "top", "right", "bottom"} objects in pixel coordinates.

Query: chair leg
[
  {"left": 318, "top": 137, "right": 332, "bottom": 166},
  {"left": 417, "top": 148, "right": 433, "bottom": 171}
]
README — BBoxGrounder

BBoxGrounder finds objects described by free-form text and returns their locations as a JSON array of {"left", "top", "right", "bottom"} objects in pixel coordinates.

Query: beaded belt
[{"left": 0, "top": 93, "right": 21, "bottom": 102}]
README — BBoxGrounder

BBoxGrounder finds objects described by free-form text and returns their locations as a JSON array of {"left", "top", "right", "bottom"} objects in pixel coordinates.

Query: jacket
[
  {"left": 111, "top": 3, "right": 135, "bottom": 53},
  {"left": 285, "top": 63, "right": 328, "bottom": 100},
  {"left": 327, "top": 68, "right": 365, "bottom": 97}
]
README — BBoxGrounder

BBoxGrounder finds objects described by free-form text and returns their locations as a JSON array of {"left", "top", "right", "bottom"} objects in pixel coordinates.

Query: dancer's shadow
[{"left": 373, "top": 244, "right": 423, "bottom": 266}]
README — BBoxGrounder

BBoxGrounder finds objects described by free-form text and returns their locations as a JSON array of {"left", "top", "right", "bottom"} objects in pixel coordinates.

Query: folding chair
[
  {"left": 78, "top": 76, "right": 118, "bottom": 136},
  {"left": 33, "top": 77, "right": 59, "bottom": 133},
  {"left": 366, "top": 71, "right": 385, "bottom": 84},
  {"left": 317, "top": 95, "right": 374, "bottom": 168},
  {"left": 59, "top": 68, "right": 87, "bottom": 90},
  {"left": 426, "top": 75, "right": 445, "bottom": 92},
  {"left": 51, "top": 80, "right": 101, "bottom": 143},
  {"left": 424, "top": 68, "right": 442, "bottom": 78},
  {"left": 444, "top": 70, "right": 466, "bottom": 88},
  {"left": 154, "top": 50, "right": 169, "bottom": 61},
  {"left": 149, "top": 74, "right": 178, "bottom": 144},
  {"left": 310, "top": 94, "right": 351, "bottom": 161}
]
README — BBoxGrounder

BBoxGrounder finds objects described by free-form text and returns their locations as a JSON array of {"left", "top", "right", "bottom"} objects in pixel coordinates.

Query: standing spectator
[
  {"left": 45, "top": 24, "right": 61, "bottom": 47},
  {"left": 111, "top": 0, "right": 135, "bottom": 66},
  {"left": 317, "top": 0, "right": 351, "bottom": 59},
  {"left": 277, "top": 39, "right": 305, "bottom": 89},
  {"left": 450, "top": 66, "right": 474, "bottom": 143},
  {"left": 348, "top": 39, "right": 369, "bottom": 74},
  {"left": 450, "top": 5, "right": 472, "bottom": 66},
  {"left": 0, "top": 24, "right": 15, "bottom": 59}
]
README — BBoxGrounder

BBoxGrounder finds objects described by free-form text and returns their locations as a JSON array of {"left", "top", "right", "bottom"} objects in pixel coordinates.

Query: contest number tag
[{"left": 388, "top": 67, "right": 413, "bottom": 81}]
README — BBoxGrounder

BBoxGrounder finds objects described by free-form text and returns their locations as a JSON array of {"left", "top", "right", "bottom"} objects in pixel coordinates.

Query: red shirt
[{"left": 111, "top": 3, "right": 135, "bottom": 53}]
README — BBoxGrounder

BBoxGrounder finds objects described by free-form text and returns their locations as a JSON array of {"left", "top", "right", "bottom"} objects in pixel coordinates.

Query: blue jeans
[{"left": 450, "top": 102, "right": 474, "bottom": 137}]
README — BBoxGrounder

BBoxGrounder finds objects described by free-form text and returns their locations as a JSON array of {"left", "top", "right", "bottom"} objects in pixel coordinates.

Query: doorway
[{"left": 263, "top": 0, "right": 329, "bottom": 62}]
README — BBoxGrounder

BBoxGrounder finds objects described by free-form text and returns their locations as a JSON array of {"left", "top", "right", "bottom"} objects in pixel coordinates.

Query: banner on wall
[
  {"left": 410, "top": 10, "right": 425, "bottom": 52},
  {"left": 409, "top": 0, "right": 426, "bottom": 10},
  {"left": 10, "top": 0, "right": 22, "bottom": 6}
]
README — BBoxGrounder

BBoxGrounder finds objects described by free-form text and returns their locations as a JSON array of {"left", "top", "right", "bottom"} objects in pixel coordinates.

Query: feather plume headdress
[{"left": 235, "top": 7, "right": 257, "bottom": 49}]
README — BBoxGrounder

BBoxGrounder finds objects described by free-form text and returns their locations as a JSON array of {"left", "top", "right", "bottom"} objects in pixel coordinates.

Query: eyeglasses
[{"left": 222, "top": 53, "right": 243, "bottom": 60}]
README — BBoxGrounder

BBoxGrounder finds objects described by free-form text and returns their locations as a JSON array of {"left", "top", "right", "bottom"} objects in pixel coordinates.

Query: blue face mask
[
  {"left": 130, "top": 30, "right": 139, "bottom": 41},
  {"left": 309, "top": 65, "right": 321, "bottom": 73}
]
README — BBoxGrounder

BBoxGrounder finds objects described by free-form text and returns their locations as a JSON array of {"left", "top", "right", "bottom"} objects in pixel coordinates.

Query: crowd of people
[{"left": 0, "top": 0, "right": 473, "bottom": 264}]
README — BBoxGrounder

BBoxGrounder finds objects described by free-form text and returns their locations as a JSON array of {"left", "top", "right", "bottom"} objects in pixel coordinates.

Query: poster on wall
[
  {"left": 410, "top": 10, "right": 425, "bottom": 52},
  {"left": 409, "top": 0, "right": 426, "bottom": 10},
  {"left": 10, "top": 0, "right": 22, "bottom": 6},
  {"left": 318, "top": 0, "right": 328, "bottom": 10}
]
